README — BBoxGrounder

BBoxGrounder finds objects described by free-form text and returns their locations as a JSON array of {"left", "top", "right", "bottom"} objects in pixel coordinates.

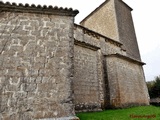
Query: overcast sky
[{"left": 2, "top": 0, "right": 160, "bottom": 81}]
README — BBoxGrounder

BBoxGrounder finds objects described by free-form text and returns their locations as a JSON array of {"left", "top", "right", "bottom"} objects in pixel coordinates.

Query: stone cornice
[
  {"left": 74, "top": 24, "right": 123, "bottom": 48},
  {"left": 106, "top": 53, "right": 146, "bottom": 65},
  {"left": 0, "top": 1, "right": 79, "bottom": 16},
  {"left": 74, "top": 39, "right": 100, "bottom": 51}
]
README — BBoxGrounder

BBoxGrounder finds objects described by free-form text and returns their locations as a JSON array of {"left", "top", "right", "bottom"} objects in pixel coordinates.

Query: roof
[
  {"left": 0, "top": 1, "right": 79, "bottom": 16},
  {"left": 80, "top": 0, "right": 133, "bottom": 24}
]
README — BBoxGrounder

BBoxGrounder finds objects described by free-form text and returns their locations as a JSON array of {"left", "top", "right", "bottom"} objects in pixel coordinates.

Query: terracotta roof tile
[{"left": 0, "top": 1, "right": 79, "bottom": 16}]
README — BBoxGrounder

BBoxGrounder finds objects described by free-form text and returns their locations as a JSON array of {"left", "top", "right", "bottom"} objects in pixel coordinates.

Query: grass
[{"left": 76, "top": 105, "right": 160, "bottom": 120}]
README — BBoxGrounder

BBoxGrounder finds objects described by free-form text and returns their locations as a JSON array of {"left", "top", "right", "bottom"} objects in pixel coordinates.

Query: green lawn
[{"left": 76, "top": 105, "right": 160, "bottom": 120}]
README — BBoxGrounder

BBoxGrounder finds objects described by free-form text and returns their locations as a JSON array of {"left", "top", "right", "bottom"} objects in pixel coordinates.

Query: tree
[{"left": 146, "top": 76, "right": 160, "bottom": 98}]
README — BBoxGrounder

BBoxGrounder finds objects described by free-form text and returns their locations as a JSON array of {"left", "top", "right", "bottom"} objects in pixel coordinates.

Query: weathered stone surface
[
  {"left": 105, "top": 54, "right": 149, "bottom": 108},
  {"left": 73, "top": 45, "right": 102, "bottom": 112},
  {"left": 80, "top": 0, "right": 141, "bottom": 61},
  {"left": 0, "top": 8, "right": 77, "bottom": 120},
  {"left": 114, "top": 0, "right": 141, "bottom": 60},
  {"left": 0, "top": 0, "right": 149, "bottom": 119},
  {"left": 73, "top": 0, "right": 149, "bottom": 110},
  {"left": 80, "top": 0, "right": 119, "bottom": 41}
]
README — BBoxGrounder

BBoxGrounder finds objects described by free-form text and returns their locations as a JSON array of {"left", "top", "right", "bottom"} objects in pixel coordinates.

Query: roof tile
[{"left": 0, "top": 1, "right": 79, "bottom": 16}]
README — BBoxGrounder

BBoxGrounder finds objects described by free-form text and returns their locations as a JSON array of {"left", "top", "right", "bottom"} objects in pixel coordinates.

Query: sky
[{"left": 2, "top": 0, "right": 160, "bottom": 81}]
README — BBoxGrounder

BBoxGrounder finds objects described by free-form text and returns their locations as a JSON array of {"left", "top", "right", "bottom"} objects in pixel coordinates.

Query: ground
[{"left": 77, "top": 105, "right": 160, "bottom": 120}]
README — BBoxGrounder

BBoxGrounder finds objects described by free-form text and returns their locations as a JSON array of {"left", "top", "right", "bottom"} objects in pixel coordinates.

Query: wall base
[{"left": 38, "top": 116, "right": 79, "bottom": 120}]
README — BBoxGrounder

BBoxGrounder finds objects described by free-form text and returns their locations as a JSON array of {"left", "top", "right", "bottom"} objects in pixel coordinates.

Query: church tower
[{"left": 80, "top": 0, "right": 141, "bottom": 60}]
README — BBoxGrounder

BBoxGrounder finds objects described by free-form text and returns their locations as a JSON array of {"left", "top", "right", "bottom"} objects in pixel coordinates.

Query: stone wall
[
  {"left": 74, "top": 24, "right": 149, "bottom": 110},
  {"left": 74, "top": 25, "right": 124, "bottom": 56},
  {"left": 74, "top": 0, "right": 149, "bottom": 109},
  {"left": 73, "top": 44, "right": 101, "bottom": 112},
  {"left": 80, "top": 0, "right": 119, "bottom": 41},
  {"left": 80, "top": 0, "right": 141, "bottom": 61},
  {"left": 106, "top": 54, "right": 149, "bottom": 108},
  {"left": 115, "top": 0, "right": 141, "bottom": 60},
  {"left": 73, "top": 25, "right": 126, "bottom": 111},
  {"left": 0, "top": 4, "right": 78, "bottom": 119},
  {"left": 0, "top": 1, "right": 150, "bottom": 119}
]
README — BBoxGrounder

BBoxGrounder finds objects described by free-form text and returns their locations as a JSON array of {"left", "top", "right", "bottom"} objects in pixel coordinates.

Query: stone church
[{"left": 0, "top": 0, "right": 149, "bottom": 119}]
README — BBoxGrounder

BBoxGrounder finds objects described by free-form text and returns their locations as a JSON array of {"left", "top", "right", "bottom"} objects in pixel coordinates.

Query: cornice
[
  {"left": 74, "top": 24, "right": 123, "bottom": 48},
  {"left": 0, "top": 1, "right": 79, "bottom": 16},
  {"left": 106, "top": 53, "right": 145, "bottom": 65}
]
